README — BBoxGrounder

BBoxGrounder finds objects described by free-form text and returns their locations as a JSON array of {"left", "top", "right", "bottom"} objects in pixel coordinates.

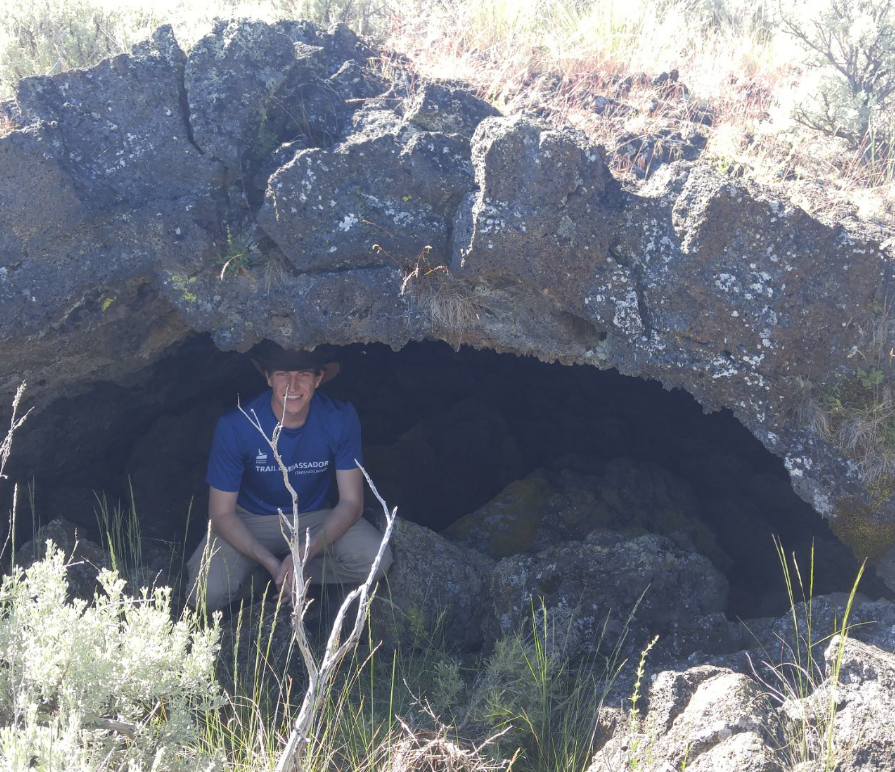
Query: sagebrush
[{"left": 0, "top": 546, "right": 222, "bottom": 771}]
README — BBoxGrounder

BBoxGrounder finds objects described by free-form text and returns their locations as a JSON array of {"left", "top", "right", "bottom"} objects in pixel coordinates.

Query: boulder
[
  {"left": 486, "top": 532, "right": 728, "bottom": 655},
  {"left": 758, "top": 635, "right": 895, "bottom": 771},
  {"left": 404, "top": 83, "right": 501, "bottom": 137},
  {"left": 328, "top": 60, "right": 388, "bottom": 102},
  {"left": 14, "top": 26, "right": 213, "bottom": 210},
  {"left": 683, "top": 731, "right": 785, "bottom": 772},
  {"left": 368, "top": 518, "right": 493, "bottom": 650},
  {"left": 444, "top": 459, "right": 726, "bottom": 568},
  {"left": 272, "top": 21, "right": 375, "bottom": 77},
  {"left": 453, "top": 115, "right": 623, "bottom": 333},
  {"left": 591, "top": 669, "right": 784, "bottom": 772},
  {"left": 816, "top": 636, "right": 895, "bottom": 771},
  {"left": 740, "top": 594, "right": 895, "bottom": 674},
  {"left": 551, "top": 460, "right": 727, "bottom": 566},
  {"left": 257, "top": 108, "right": 473, "bottom": 273},
  {"left": 184, "top": 20, "right": 377, "bottom": 173},
  {"left": 185, "top": 20, "right": 298, "bottom": 172},
  {"left": 442, "top": 470, "right": 561, "bottom": 558}
]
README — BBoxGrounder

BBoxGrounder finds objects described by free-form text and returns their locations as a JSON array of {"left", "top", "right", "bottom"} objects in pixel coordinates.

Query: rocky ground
[
  {"left": 15, "top": 399, "right": 895, "bottom": 770},
  {"left": 17, "top": 484, "right": 895, "bottom": 771}
]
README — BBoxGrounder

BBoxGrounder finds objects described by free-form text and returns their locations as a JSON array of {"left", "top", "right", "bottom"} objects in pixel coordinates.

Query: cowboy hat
[{"left": 248, "top": 341, "right": 341, "bottom": 384}]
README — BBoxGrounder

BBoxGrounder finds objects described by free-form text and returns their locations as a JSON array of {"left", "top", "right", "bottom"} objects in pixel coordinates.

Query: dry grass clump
[
  {"left": 382, "top": 0, "right": 895, "bottom": 227},
  {"left": 402, "top": 266, "right": 488, "bottom": 333},
  {"left": 399, "top": 247, "right": 489, "bottom": 333},
  {"left": 376, "top": 716, "right": 514, "bottom": 772},
  {"left": 0, "top": 114, "right": 16, "bottom": 138},
  {"left": 798, "top": 306, "right": 895, "bottom": 485},
  {"left": 385, "top": 1, "right": 782, "bottom": 135},
  {"left": 839, "top": 407, "right": 895, "bottom": 484}
]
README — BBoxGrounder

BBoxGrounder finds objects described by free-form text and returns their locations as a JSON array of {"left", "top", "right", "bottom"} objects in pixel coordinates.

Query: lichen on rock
[{"left": 2, "top": 16, "right": 895, "bottom": 591}]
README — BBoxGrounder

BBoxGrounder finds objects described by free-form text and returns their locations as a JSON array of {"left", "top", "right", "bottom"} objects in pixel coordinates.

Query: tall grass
[
  {"left": 747, "top": 537, "right": 866, "bottom": 770},
  {"left": 3, "top": 497, "right": 602, "bottom": 770},
  {"left": 190, "top": 584, "right": 634, "bottom": 771},
  {"left": 194, "top": 602, "right": 564, "bottom": 772},
  {"left": 1, "top": 487, "right": 628, "bottom": 771}
]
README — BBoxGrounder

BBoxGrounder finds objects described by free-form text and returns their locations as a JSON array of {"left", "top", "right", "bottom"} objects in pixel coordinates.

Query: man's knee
[
  {"left": 185, "top": 538, "right": 254, "bottom": 611},
  {"left": 374, "top": 542, "right": 393, "bottom": 580},
  {"left": 328, "top": 524, "right": 394, "bottom": 583},
  {"left": 346, "top": 534, "right": 393, "bottom": 580}
]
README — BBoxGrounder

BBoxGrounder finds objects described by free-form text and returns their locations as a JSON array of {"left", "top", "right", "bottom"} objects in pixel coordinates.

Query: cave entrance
[{"left": 15, "top": 336, "right": 882, "bottom": 618}]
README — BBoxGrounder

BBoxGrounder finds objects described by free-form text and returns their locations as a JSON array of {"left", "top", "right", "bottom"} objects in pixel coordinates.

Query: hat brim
[
  {"left": 318, "top": 362, "right": 340, "bottom": 384},
  {"left": 250, "top": 359, "right": 340, "bottom": 384}
]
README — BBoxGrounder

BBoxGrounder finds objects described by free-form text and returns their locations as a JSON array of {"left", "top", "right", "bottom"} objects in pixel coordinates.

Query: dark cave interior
[{"left": 6, "top": 335, "right": 886, "bottom": 619}]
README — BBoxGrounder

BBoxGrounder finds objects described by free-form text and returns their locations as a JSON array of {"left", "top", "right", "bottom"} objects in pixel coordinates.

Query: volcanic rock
[{"left": 2, "top": 17, "right": 895, "bottom": 591}]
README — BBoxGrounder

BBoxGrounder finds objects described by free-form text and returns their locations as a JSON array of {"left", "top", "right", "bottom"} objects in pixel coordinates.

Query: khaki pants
[{"left": 186, "top": 505, "right": 393, "bottom": 611}]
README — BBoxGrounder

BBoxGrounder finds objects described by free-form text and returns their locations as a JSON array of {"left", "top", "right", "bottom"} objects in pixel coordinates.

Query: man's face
[{"left": 266, "top": 368, "right": 324, "bottom": 426}]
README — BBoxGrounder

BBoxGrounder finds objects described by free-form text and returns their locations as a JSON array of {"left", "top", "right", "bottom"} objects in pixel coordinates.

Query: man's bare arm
[
  {"left": 209, "top": 486, "right": 282, "bottom": 578},
  {"left": 275, "top": 467, "right": 364, "bottom": 589}
]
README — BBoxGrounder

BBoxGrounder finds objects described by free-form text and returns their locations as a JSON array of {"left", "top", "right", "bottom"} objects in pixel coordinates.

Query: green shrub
[
  {"left": 0, "top": 0, "right": 157, "bottom": 90},
  {"left": 472, "top": 634, "right": 562, "bottom": 749},
  {"left": 778, "top": 0, "right": 895, "bottom": 149},
  {"left": 463, "top": 604, "right": 621, "bottom": 772},
  {"left": 0, "top": 545, "right": 222, "bottom": 771}
]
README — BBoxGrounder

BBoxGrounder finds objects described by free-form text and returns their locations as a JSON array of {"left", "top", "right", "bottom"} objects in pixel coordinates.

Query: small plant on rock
[
  {"left": 396, "top": 245, "right": 490, "bottom": 337},
  {"left": 624, "top": 634, "right": 659, "bottom": 771},
  {"left": 219, "top": 226, "right": 258, "bottom": 280},
  {"left": 0, "top": 114, "right": 15, "bottom": 138},
  {"left": 462, "top": 601, "right": 625, "bottom": 772}
]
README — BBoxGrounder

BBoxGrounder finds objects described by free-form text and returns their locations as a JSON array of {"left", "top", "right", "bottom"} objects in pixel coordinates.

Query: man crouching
[{"left": 186, "top": 341, "right": 393, "bottom": 611}]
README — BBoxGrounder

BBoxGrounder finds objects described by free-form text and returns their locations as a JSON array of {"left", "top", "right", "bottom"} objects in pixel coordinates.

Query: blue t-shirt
[{"left": 206, "top": 389, "right": 363, "bottom": 516}]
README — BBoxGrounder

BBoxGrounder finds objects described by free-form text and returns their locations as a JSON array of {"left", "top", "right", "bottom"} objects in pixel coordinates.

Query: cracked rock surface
[{"left": 2, "top": 19, "right": 895, "bottom": 585}]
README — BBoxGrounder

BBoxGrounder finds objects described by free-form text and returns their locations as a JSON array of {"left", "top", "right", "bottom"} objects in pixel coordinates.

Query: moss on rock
[
  {"left": 832, "top": 496, "right": 895, "bottom": 561},
  {"left": 442, "top": 473, "right": 553, "bottom": 558}
]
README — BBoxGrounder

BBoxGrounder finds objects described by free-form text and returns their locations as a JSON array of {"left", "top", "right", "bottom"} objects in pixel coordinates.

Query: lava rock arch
[{"left": 2, "top": 19, "right": 894, "bottom": 589}]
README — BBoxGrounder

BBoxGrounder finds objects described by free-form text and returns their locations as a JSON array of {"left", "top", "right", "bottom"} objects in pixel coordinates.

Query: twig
[
  {"left": 276, "top": 462, "right": 397, "bottom": 772},
  {"left": 1, "top": 383, "right": 32, "bottom": 483},
  {"left": 1, "top": 383, "right": 31, "bottom": 566},
  {"left": 238, "top": 391, "right": 397, "bottom": 772}
]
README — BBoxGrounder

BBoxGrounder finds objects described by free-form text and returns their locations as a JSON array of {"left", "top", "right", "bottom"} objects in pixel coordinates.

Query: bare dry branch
[
  {"left": 238, "top": 390, "right": 396, "bottom": 772},
  {"left": 0, "top": 383, "right": 30, "bottom": 564},
  {"left": 276, "top": 461, "right": 397, "bottom": 772}
]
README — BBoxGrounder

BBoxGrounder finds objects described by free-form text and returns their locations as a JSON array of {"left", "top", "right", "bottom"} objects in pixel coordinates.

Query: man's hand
[
  {"left": 275, "top": 552, "right": 295, "bottom": 602},
  {"left": 273, "top": 541, "right": 312, "bottom": 604}
]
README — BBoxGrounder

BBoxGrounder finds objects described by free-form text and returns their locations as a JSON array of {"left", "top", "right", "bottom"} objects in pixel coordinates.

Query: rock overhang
[{"left": 1, "top": 18, "right": 894, "bottom": 585}]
